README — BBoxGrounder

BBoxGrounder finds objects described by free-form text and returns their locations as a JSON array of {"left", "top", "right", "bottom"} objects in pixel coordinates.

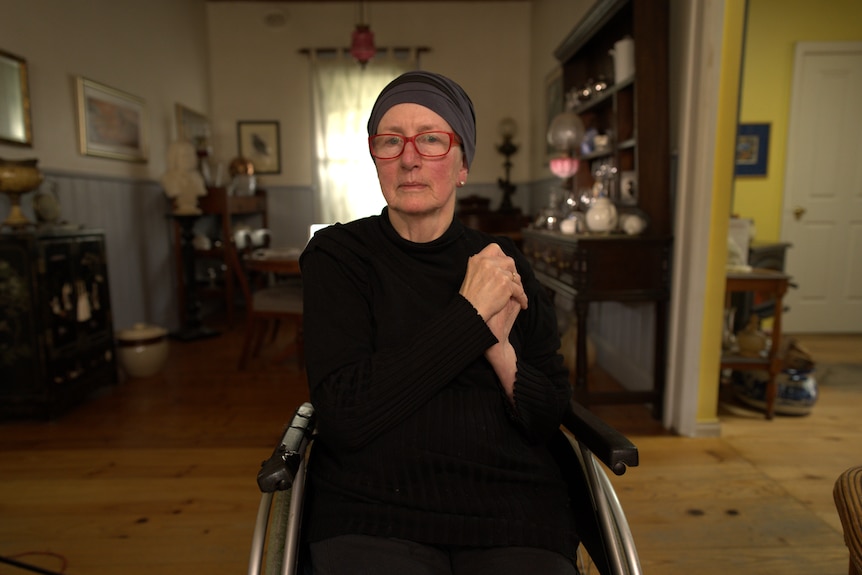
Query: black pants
[{"left": 310, "top": 534, "right": 579, "bottom": 575}]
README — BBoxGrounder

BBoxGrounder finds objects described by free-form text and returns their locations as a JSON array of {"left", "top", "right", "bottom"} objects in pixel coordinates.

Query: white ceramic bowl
[{"left": 116, "top": 323, "right": 169, "bottom": 378}]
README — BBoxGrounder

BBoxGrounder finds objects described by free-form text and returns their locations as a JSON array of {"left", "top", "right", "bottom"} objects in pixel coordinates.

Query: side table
[
  {"left": 722, "top": 268, "right": 791, "bottom": 419},
  {"left": 171, "top": 214, "right": 220, "bottom": 342}
]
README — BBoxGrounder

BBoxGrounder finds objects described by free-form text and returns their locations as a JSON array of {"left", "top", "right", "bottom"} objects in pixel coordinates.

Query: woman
[{"left": 300, "top": 71, "right": 577, "bottom": 575}]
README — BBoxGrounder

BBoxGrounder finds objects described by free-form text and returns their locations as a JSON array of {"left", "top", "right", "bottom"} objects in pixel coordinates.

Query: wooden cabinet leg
[
  {"left": 653, "top": 299, "right": 669, "bottom": 420},
  {"left": 574, "top": 299, "right": 589, "bottom": 407},
  {"left": 766, "top": 283, "right": 788, "bottom": 419}
]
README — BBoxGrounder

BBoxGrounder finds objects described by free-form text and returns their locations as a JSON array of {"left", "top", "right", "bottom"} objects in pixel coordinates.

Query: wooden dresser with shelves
[
  {"left": 171, "top": 187, "right": 268, "bottom": 327},
  {"left": 532, "top": 0, "right": 671, "bottom": 417},
  {"left": 556, "top": 0, "right": 670, "bottom": 236}
]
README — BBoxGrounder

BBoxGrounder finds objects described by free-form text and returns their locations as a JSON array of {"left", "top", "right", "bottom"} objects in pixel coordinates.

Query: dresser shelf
[
  {"left": 555, "top": 0, "right": 670, "bottom": 236},
  {"left": 171, "top": 187, "right": 268, "bottom": 327}
]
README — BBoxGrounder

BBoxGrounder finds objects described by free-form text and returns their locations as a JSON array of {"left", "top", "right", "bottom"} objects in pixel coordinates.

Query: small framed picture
[
  {"left": 237, "top": 120, "right": 281, "bottom": 174},
  {"left": 75, "top": 77, "right": 148, "bottom": 162},
  {"left": 619, "top": 170, "right": 637, "bottom": 205},
  {"left": 735, "top": 123, "right": 770, "bottom": 176},
  {"left": 175, "top": 103, "right": 210, "bottom": 155}
]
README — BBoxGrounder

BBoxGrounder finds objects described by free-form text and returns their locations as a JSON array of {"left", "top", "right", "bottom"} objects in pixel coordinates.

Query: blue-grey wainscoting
[
  {"left": 5, "top": 171, "right": 177, "bottom": 332},
  {"left": 3, "top": 173, "right": 652, "bottom": 393}
]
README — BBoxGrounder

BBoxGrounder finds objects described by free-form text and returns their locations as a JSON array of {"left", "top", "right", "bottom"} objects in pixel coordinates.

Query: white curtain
[{"left": 310, "top": 53, "right": 414, "bottom": 225}]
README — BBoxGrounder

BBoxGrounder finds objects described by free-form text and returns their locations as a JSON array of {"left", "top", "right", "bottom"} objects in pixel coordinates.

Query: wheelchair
[{"left": 248, "top": 401, "right": 641, "bottom": 575}]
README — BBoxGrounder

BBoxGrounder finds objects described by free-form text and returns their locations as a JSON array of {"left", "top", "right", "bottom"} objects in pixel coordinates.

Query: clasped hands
[
  {"left": 460, "top": 242, "right": 528, "bottom": 325},
  {"left": 459, "top": 244, "right": 528, "bottom": 399}
]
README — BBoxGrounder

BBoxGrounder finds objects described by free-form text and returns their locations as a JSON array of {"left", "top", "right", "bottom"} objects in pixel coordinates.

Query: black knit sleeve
[
  {"left": 301, "top": 242, "right": 498, "bottom": 451},
  {"left": 502, "top": 239, "right": 572, "bottom": 442}
]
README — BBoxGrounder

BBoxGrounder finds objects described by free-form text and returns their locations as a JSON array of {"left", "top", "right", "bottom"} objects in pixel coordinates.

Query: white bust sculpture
[{"left": 162, "top": 140, "right": 207, "bottom": 215}]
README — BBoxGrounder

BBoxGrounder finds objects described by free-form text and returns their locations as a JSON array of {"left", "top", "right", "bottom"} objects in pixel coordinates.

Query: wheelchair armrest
[
  {"left": 257, "top": 402, "right": 316, "bottom": 493},
  {"left": 560, "top": 400, "right": 639, "bottom": 476}
]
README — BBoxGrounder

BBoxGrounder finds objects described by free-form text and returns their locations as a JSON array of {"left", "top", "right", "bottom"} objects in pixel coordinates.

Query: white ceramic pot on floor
[{"left": 116, "top": 323, "right": 169, "bottom": 378}]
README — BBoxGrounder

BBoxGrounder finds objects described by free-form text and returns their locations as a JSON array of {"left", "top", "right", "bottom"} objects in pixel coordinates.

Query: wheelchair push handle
[{"left": 257, "top": 402, "right": 316, "bottom": 493}]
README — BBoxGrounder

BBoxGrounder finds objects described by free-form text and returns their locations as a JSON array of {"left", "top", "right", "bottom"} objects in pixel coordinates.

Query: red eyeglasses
[{"left": 368, "top": 131, "right": 461, "bottom": 160}]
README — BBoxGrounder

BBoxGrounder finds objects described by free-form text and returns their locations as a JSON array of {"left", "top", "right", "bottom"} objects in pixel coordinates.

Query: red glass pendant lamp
[{"left": 350, "top": 2, "right": 376, "bottom": 67}]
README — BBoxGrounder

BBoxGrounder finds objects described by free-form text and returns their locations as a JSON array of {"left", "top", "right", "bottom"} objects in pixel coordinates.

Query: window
[{"left": 310, "top": 54, "right": 415, "bottom": 224}]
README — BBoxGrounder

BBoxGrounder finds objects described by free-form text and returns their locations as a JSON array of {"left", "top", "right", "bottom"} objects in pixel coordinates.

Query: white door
[{"left": 781, "top": 42, "right": 862, "bottom": 333}]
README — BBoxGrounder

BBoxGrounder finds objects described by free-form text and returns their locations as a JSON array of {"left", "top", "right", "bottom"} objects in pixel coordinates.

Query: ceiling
[{"left": 206, "top": 1, "right": 529, "bottom": 3}]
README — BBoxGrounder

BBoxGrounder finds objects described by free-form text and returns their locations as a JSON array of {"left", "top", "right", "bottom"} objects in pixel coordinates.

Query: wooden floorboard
[{"left": 0, "top": 319, "right": 859, "bottom": 574}]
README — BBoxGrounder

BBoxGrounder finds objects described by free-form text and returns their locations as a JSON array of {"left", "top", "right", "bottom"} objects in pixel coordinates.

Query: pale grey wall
[
  {"left": 0, "top": 0, "right": 210, "bottom": 178},
  {"left": 0, "top": 0, "right": 209, "bottom": 331},
  {"left": 0, "top": 0, "right": 596, "bottom": 331}
]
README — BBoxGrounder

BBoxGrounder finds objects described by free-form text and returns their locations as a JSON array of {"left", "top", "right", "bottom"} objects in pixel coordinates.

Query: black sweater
[{"left": 299, "top": 209, "right": 577, "bottom": 558}]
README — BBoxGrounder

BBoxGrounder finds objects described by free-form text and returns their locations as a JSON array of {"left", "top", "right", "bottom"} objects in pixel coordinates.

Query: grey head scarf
[{"left": 367, "top": 71, "right": 476, "bottom": 168}]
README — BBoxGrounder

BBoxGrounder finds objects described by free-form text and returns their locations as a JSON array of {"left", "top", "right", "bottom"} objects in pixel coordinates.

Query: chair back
[
  {"left": 229, "top": 233, "right": 304, "bottom": 370},
  {"left": 227, "top": 233, "right": 256, "bottom": 310}
]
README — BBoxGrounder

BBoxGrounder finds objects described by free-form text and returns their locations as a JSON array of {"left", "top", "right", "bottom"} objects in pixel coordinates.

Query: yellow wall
[
  {"left": 733, "top": 0, "right": 862, "bottom": 241},
  {"left": 696, "top": 0, "right": 748, "bottom": 425}
]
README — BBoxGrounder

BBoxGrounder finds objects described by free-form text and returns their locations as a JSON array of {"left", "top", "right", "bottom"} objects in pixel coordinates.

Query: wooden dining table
[
  {"left": 241, "top": 247, "right": 303, "bottom": 366},
  {"left": 244, "top": 247, "right": 302, "bottom": 276}
]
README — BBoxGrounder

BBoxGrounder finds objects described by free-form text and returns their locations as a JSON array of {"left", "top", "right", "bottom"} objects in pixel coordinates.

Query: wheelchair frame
[{"left": 249, "top": 401, "right": 641, "bottom": 575}]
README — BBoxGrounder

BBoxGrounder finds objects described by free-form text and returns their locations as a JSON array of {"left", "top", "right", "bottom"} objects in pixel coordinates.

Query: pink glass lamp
[{"left": 350, "top": 3, "right": 376, "bottom": 67}]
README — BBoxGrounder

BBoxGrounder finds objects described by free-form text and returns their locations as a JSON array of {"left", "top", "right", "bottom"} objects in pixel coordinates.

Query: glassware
[
  {"left": 547, "top": 111, "right": 586, "bottom": 153},
  {"left": 549, "top": 154, "right": 580, "bottom": 179},
  {"left": 534, "top": 188, "right": 565, "bottom": 231}
]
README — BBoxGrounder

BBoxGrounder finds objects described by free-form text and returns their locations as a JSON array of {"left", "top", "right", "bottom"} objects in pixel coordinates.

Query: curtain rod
[{"left": 299, "top": 46, "right": 431, "bottom": 56}]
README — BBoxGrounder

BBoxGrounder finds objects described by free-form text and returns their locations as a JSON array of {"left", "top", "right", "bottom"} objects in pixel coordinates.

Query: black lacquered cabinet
[{"left": 0, "top": 229, "right": 117, "bottom": 418}]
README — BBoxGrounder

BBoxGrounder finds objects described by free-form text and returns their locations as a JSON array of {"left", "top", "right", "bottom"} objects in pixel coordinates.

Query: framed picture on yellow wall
[{"left": 735, "top": 123, "right": 770, "bottom": 176}]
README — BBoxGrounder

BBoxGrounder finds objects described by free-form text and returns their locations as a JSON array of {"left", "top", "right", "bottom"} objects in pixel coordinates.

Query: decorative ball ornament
[{"left": 547, "top": 111, "right": 586, "bottom": 153}]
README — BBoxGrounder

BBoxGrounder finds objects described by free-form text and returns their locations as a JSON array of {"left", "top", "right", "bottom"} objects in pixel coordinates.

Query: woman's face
[{"left": 373, "top": 103, "right": 468, "bottom": 224}]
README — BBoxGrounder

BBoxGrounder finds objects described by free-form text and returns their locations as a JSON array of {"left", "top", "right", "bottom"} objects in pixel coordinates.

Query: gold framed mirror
[{"left": 0, "top": 49, "right": 33, "bottom": 147}]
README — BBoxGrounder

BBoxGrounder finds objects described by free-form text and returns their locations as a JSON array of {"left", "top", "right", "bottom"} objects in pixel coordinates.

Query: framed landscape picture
[
  {"left": 237, "top": 120, "right": 281, "bottom": 174},
  {"left": 76, "top": 77, "right": 148, "bottom": 162}
]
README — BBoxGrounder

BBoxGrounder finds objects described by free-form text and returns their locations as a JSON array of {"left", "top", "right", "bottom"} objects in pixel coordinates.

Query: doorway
[{"left": 781, "top": 42, "right": 862, "bottom": 333}]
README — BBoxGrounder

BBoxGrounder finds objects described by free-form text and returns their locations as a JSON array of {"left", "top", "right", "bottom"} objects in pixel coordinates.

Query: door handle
[{"left": 793, "top": 206, "right": 807, "bottom": 221}]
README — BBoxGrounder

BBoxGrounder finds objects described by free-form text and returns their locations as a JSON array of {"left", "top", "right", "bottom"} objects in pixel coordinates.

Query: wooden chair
[
  {"left": 835, "top": 465, "right": 862, "bottom": 575},
  {"left": 227, "top": 236, "right": 304, "bottom": 371}
]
